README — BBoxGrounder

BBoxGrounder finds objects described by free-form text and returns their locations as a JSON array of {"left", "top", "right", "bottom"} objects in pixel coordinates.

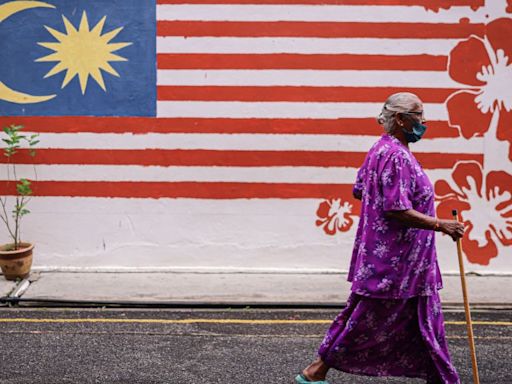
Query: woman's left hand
[{"left": 438, "top": 219, "right": 465, "bottom": 241}]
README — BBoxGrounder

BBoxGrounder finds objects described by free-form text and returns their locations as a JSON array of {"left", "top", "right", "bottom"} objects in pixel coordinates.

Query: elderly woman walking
[{"left": 296, "top": 92, "right": 464, "bottom": 384}]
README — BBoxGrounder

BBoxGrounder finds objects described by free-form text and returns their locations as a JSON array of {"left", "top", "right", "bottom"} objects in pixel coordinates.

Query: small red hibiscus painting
[{"left": 316, "top": 198, "right": 356, "bottom": 235}]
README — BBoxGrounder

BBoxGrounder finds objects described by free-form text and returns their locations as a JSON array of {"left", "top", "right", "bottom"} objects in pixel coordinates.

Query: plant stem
[
  {"left": 0, "top": 198, "right": 16, "bottom": 242},
  {"left": 14, "top": 196, "right": 20, "bottom": 249},
  {"left": 17, "top": 196, "right": 26, "bottom": 248}
]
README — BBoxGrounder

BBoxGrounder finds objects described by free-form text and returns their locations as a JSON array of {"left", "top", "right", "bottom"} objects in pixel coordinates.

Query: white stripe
[
  {"left": 0, "top": 165, "right": 455, "bottom": 184},
  {"left": 29, "top": 132, "right": 480, "bottom": 152},
  {"left": 157, "top": 37, "right": 459, "bottom": 55},
  {"left": 157, "top": 70, "right": 462, "bottom": 88},
  {"left": 0, "top": 165, "right": 357, "bottom": 183},
  {"left": 156, "top": 101, "right": 449, "bottom": 119},
  {"left": 157, "top": 4, "right": 486, "bottom": 23},
  {"left": 414, "top": 137, "right": 483, "bottom": 154}
]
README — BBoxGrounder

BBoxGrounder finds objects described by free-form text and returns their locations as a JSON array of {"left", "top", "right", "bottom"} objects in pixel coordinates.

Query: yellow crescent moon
[{"left": 0, "top": 1, "right": 57, "bottom": 104}]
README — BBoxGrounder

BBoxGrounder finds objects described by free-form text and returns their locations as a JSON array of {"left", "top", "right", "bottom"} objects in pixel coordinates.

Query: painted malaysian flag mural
[{"left": 0, "top": 0, "right": 510, "bottom": 271}]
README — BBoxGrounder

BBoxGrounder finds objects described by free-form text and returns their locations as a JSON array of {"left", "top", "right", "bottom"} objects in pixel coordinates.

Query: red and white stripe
[{"left": 0, "top": 1, "right": 489, "bottom": 199}]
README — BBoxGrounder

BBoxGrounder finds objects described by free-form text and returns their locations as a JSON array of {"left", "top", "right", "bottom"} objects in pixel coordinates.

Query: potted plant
[{"left": 0, "top": 124, "right": 39, "bottom": 280}]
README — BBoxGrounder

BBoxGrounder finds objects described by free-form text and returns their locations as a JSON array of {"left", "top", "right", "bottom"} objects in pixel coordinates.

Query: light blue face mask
[{"left": 402, "top": 119, "right": 427, "bottom": 143}]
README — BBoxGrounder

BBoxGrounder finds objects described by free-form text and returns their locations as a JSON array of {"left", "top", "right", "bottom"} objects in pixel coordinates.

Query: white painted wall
[{"left": 19, "top": 196, "right": 511, "bottom": 274}]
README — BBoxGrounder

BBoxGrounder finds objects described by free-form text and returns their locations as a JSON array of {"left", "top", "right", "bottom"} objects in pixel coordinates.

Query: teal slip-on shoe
[{"left": 294, "top": 374, "right": 330, "bottom": 384}]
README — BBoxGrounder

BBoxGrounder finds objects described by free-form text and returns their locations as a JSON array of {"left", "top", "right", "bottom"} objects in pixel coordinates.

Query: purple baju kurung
[{"left": 318, "top": 135, "right": 460, "bottom": 383}]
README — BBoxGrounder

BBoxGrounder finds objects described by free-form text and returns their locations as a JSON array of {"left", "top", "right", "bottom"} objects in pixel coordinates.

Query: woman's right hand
[{"left": 438, "top": 219, "right": 465, "bottom": 241}]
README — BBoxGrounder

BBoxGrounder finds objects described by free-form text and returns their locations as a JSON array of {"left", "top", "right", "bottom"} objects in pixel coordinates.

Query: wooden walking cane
[{"left": 452, "top": 209, "right": 480, "bottom": 384}]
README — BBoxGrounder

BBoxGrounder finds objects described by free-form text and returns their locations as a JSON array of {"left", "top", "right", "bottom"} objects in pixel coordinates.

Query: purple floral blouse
[{"left": 348, "top": 134, "right": 443, "bottom": 299}]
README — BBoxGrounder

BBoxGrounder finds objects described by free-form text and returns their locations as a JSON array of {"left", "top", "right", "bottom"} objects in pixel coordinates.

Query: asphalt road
[{"left": 0, "top": 308, "right": 510, "bottom": 384}]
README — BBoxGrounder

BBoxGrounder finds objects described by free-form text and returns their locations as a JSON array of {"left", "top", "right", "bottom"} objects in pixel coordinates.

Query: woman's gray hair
[{"left": 377, "top": 92, "right": 422, "bottom": 133}]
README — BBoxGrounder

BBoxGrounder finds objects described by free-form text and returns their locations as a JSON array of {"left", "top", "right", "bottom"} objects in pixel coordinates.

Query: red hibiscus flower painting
[
  {"left": 316, "top": 199, "right": 355, "bottom": 235},
  {"left": 435, "top": 161, "right": 512, "bottom": 265},
  {"left": 446, "top": 18, "right": 512, "bottom": 160}
]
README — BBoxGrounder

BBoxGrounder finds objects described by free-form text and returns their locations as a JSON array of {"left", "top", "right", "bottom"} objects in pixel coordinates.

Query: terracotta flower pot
[{"left": 0, "top": 243, "right": 34, "bottom": 281}]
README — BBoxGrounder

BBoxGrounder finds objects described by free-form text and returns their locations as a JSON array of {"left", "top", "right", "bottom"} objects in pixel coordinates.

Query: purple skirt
[{"left": 318, "top": 292, "right": 460, "bottom": 384}]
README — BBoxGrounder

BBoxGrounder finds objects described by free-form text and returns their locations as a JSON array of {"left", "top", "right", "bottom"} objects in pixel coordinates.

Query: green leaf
[
  {"left": 5, "top": 148, "right": 17, "bottom": 157},
  {"left": 10, "top": 124, "right": 23, "bottom": 132},
  {"left": 16, "top": 179, "right": 33, "bottom": 196}
]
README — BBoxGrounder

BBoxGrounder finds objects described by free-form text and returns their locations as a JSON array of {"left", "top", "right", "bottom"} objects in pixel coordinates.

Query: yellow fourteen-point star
[{"left": 36, "top": 11, "right": 132, "bottom": 94}]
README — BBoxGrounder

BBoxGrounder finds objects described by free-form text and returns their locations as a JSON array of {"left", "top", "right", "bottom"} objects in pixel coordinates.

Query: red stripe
[
  {"left": 157, "top": 20, "right": 484, "bottom": 39},
  {"left": 157, "top": 54, "right": 448, "bottom": 71},
  {"left": 0, "top": 149, "right": 482, "bottom": 169},
  {"left": 0, "top": 117, "right": 460, "bottom": 138},
  {"left": 0, "top": 181, "right": 357, "bottom": 199},
  {"left": 157, "top": 0, "right": 483, "bottom": 6},
  {"left": 157, "top": 86, "right": 459, "bottom": 103}
]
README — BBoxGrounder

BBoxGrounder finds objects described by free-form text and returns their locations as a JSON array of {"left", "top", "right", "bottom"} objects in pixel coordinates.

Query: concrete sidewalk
[
  {"left": 2, "top": 272, "right": 512, "bottom": 306},
  {"left": 0, "top": 277, "right": 16, "bottom": 298}
]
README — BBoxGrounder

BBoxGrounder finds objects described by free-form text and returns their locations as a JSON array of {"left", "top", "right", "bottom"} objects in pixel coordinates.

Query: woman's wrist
[{"left": 432, "top": 218, "right": 440, "bottom": 232}]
